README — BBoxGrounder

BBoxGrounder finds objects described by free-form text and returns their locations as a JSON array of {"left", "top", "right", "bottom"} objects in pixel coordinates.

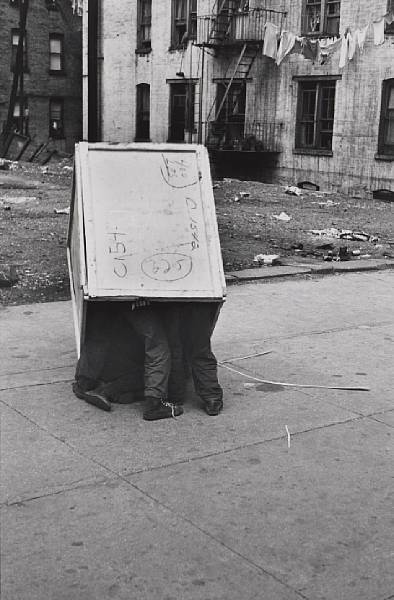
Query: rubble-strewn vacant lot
[{"left": 1, "top": 160, "right": 393, "bottom": 305}]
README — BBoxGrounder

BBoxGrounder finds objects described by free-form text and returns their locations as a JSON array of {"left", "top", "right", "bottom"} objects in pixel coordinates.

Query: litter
[
  {"left": 222, "top": 350, "right": 273, "bottom": 363},
  {"left": 308, "top": 228, "right": 378, "bottom": 242},
  {"left": 219, "top": 362, "right": 370, "bottom": 392},
  {"left": 318, "top": 200, "right": 339, "bottom": 207},
  {"left": 284, "top": 185, "right": 302, "bottom": 196},
  {"left": 273, "top": 211, "right": 292, "bottom": 222},
  {"left": 54, "top": 207, "right": 70, "bottom": 215},
  {"left": 253, "top": 254, "right": 281, "bottom": 266},
  {"left": 0, "top": 196, "right": 37, "bottom": 204},
  {"left": 239, "top": 191, "right": 250, "bottom": 198},
  {"left": 285, "top": 425, "right": 291, "bottom": 449}
]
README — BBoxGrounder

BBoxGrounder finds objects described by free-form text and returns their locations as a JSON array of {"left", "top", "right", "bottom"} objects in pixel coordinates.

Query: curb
[{"left": 225, "top": 259, "right": 394, "bottom": 284}]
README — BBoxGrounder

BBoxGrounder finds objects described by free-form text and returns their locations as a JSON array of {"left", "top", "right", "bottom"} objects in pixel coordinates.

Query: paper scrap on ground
[{"left": 273, "top": 212, "right": 292, "bottom": 222}]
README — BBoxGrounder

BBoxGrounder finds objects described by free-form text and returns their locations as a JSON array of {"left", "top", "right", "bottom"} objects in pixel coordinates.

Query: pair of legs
[{"left": 73, "top": 300, "right": 223, "bottom": 418}]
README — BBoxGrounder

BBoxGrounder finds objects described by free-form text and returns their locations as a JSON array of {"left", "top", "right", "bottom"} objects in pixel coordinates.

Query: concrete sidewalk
[{"left": 1, "top": 271, "right": 393, "bottom": 600}]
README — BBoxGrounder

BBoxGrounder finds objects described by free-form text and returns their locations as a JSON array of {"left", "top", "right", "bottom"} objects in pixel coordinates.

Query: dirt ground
[{"left": 1, "top": 159, "right": 393, "bottom": 306}]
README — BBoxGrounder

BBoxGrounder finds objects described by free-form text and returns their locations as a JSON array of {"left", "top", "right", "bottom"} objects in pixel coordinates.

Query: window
[
  {"left": 168, "top": 82, "right": 195, "bottom": 141},
  {"left": 386, "top": 0, "right": 394, "bottom": 33},
  {"left": 214, "top": 81, "right": 246, "bottom": 146},
  {"left": 11, "top": 98, "right": 29, "bottom": 135},
  {"left": 137, "top": 0, "right": 151, "bottom": 51},
  {"left": 295, "top": 79, "right": 337, "bottom": 152},
  {"left": 49, "top": 34, "right": 64, "bottom": 73},
  {"left": 378, "top": 79, "right": 394, "bottom": 156},
  {"left": 302, "top": 0, "right": 340, "bottom": 36},
  {"left": 11, "top": 29, "right": 28, "bottom": 72},
  {"left": 49, "top": 98, "right": 64, "bottom": 138},
  {"left": 136, "top": 84, "right": 150, "bottom": 141},
  {"left": 171, "top": 0, "right": 197, "bottom": 48}
]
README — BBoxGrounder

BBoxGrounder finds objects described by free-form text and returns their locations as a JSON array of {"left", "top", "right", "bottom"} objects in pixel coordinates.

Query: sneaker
[
  {"left": 143, "top": 397, "right": 183, "bottom": 421},
  {"left": 72, "top": 381, "right": 111, "bottom": 412},
  {"left": 203, "top": 398, "right": 223, "bottom": 416}
]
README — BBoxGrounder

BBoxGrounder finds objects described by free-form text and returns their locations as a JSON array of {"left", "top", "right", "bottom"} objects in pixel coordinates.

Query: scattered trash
[
  {"left": 222, "top": 350, "right": 273, "bottom": 363},
  {"left": 3, "top": 205, "right": 11, "bottom": 211},
  {"left": 285, "top": 425, "right": 291, "bottom": 449},
  {"left": 233, "top": 196, "right": 240, "bottom": 202},
  {"left": 62, "top": 166, "right": 73, "bottom": 172},
  {"left": 284, "top": 185, "right": 302, "bottom": 196},
  {"left": 0, "top": 196, "right": 37, "bottom": 205},
  {"left": 297, "top": 181, "right": 319, "bottom": 191},
  {"left": 54, "top": 207, "right": 70, "bottom": 215},
  {"left": 239, "top": 191, "right": 250, "bottom": 198},
  {"left": 253, "top": 254, "right": 281, "bottom": 266},
  {"left": 273, "top": 211, "right": 292, "bottom": 222},
  {"left": 318, "top": 199, "right": 339, "bottom": 207},
  {"left": 309, "top": 228, "right": 378, "bottom": 243},
  {"left": 40, "top": 166, "right": 49, "bottom": 174},
  {"left": 0, "top": 159, "right": 10, "bottom": 171}
]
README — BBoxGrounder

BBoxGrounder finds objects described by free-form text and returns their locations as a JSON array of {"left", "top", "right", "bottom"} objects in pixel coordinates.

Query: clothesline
[{"left": 261, "top": 9, "right": 394, "bottom": 67}]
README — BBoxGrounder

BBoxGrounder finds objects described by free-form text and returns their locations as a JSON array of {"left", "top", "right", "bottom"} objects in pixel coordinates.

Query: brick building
[
  {"left": 0, "top": 0, "right": 82, "bottom": 157},
  {"left": 84, "top": 0, "right": 393, "bottom": 195}
]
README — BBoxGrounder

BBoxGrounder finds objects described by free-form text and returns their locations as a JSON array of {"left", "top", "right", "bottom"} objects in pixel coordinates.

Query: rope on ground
[{"left": 218, "top": 362, "right": 370, "bottom": 392}]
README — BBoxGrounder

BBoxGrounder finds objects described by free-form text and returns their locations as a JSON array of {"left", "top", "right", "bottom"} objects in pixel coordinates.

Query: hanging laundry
[
  {"left": 372, "top": 18, "right": 385, "bottom": 45},
  {"left": 301, "top": 38, "right": 319, "bottom": 62},
  {"left": 276, "top": 31, "right": 296, "bottom": 65},
  {"left": 347, "top": 32, "right": 356, "bottom": 60},
  {"left": 318, "top": 37, "right": 341, "bottom": 65},
  {"left": 339, "top": 32, "right": 349, "bottom": 68},
  {"left": 354, "top": 24, "right": 370, "bottom": 52},
  {"left": 263, "top": 22, "right": 280, "bottom": 60}
]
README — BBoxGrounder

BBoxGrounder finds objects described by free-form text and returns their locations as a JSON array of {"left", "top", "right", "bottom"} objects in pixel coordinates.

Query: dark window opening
[
  {"left": 214, "top": 81, "right": 246, "bottom": 147},
  {"left": 296, "top": 79, "right": 336, "bottom": 151},
  {"left": 171, "top": 0, "right": 197, "bottom": 48},
  {"left": 302, "top": 0, "right": 340, "bottom": 36},
  {"left": 137, "top": 0, "right": 152, "bottom": 50},
  {"left": 49, "top": 98, "right": 64, "bottom": 138},
  {"left": 136, "top": 83, "right": 150, "bottom": 141},
  {"left": 378, "top": 79, "right": 394, "bottom": 155},
  {"left": 168, "top": 82, "right": 195, "bottom": 142},
  {"left": 11, "top": 97, "right": 29, "bottom": 136},
  {"left": 49, "top": 34, "right": 64, "bottom": 74},
  {"left": 11, "top": 29, "right": 28, "bottom": 72}
]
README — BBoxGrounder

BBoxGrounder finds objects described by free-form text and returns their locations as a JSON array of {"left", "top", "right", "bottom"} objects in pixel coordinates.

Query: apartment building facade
[
  {"left": 84, "top": 0, "right": 394, "bottom": 195},
  {"left": 0, "top": 0, "right": 82, "bottom": 157}
]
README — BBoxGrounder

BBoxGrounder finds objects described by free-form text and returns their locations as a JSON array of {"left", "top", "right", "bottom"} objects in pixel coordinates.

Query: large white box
[{"left": 67, "top": 142, "right": 226, "bottom": 354}]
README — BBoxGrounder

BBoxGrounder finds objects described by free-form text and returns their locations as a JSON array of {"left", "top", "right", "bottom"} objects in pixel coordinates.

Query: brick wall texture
[
  {"left": 0, "top": 0, "right": 82, "bottom": 154},
  {"left": 86, "top": 0, "right": 393, "bottom": 194}
]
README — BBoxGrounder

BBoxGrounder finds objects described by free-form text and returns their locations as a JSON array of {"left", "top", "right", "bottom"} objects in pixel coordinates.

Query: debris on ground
[
  {"left": 284, "top": 185, "right": 303, "bottom": 196},
  {"left": 273, "top": 211, "right": 292, "bottom": 222},
  {"left": 253, "top": 254, "right": 281, "bottom": 266},
  {"left": 308, "top": 228, "right": 379, "bottom": 242},
  {"left": 54, "top": 207, "right": 70, "bottom": 215}
]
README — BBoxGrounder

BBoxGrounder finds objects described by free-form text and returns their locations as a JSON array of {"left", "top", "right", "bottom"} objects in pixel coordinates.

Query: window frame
[
  {"left": 295, "top": 76, "right": 339, "bottom": 154},
  {"left": 171, "top": 0, "right": 197, "bottom": 49},
  {"left": 49, "top": 97, "right": 65, "bottom": 139},
  {"left": 49, "top": 33, "right": 65, "bottom": 75},
  {"left": 301, "top": 0, "right": 341, "bottom": 37},
  {"left": 135, "top": 83, "right": 151, "bottom": 141},
  {"left": 378, "top": 79, "right": 394, "bottom": 157},
  {"left": 11, "top": 96, "right": 29, "bottom": 136},
  {"left": 385, "top": 0, "right": 394, "bottom": 33},
  {"left": 11, "top": 28, "right": 28, "bottom": 72},
  {"left": 137, "top": 0, "right": 152, "bottom": 52}
]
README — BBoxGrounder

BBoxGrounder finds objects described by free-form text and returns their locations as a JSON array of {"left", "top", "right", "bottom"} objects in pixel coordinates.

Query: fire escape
[{"left": 195, "top": 0, "right": 287, "bottom": 153}]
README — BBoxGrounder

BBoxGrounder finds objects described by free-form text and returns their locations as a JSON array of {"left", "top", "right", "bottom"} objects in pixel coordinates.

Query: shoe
[
  {"left": 203, "top": 398, "right": 223, "bottom": 416},
  {"left": 143, "top": 397, "right": 183, "bottom": 421},
  {"left": 72, "top": 382, "right": 111, "bottom": 412}
]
